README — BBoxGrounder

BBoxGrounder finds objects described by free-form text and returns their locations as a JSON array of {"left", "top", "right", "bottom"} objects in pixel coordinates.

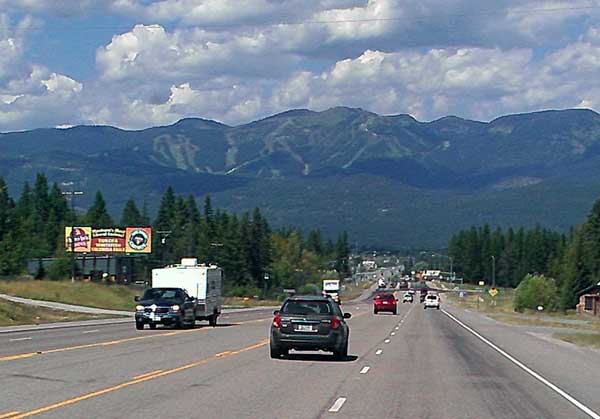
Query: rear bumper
[
  {"left": 271, "top": 329, "right": 343, "bottom": 351},
  {"left": 373, "top": 304, "right": 397, "bottom": 312}
]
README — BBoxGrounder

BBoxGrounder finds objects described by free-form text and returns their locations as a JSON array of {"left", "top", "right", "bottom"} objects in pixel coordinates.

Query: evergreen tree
[
  {"left": 306, "top": 229, "right": 324, "bottom": 255},
  {"left": 120, "top": 198, "right": 142, "bottom": 226},
  {"left": 86, "top": 191, "right": 113, "bottom": 228}
]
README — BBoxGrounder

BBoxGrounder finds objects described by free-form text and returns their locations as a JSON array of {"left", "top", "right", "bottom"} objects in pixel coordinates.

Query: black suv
[
  {"left": 270, "top": 295, "right": 351, "bottom": 359},
  {"left": 134, "top": 287, "right": 196, "bottom": 330}
]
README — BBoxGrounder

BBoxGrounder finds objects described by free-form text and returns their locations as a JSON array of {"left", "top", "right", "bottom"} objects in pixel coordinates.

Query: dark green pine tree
[
  {"left": 153, "top": 186, "right": 177, "bottom": 264},
  {"left": 120, "top": 198, "right": 143, "bottom": 226},
  {"left": 0, "top": 177, "right": 14, "bottom": 239},
  {"left": 86, "top": 191, "right": 113, "bottom": 228},
  {"left": 335, "top": 231, "right": 350, "bottom": 278},
  {"left": 306, "top": 229, "right": 324, "bottom": 255}
]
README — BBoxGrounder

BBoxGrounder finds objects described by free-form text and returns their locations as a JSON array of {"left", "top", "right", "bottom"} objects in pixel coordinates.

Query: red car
[{"left": 373, "top": 293, "right": 397, "bottom": 315}]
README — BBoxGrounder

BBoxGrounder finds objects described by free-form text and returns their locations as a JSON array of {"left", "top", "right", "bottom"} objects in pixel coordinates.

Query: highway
[{"left": 1, "top": 300, "right": 599, "bottom": 418}]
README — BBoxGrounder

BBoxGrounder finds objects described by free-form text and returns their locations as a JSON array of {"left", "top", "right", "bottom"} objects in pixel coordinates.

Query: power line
[{"left": 0, "top": 4, "right": 598, "bottom": 31}]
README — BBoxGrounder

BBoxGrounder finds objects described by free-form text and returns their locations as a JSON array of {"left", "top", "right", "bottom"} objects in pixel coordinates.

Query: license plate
[
  {"left": 295, "top": 324, "right": 315, "bottom": 332},
  {"left": 383, "top": 301, "right": 388, "bottom": 304}
]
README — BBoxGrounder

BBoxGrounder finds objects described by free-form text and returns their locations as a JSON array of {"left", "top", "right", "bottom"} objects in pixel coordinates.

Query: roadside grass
[
  {"left": 0, "top": 299, "right": 118, "bottom": 327},
  {"left": 553, "top": 332, "right": 600, "bottom": 349},
  {"left": 0, "top": 279, "right": 140, "bottom": 311},
  {"left": 223, "top": 297, "right": 281, "bottom": 308},
  {"left": 342, "top": 280, "right": 374, "bottom": 301},
  {"left": 488, "top": 314, "right": 600, "bottom": 331},
  {"left": 443, "top": 286, "right": 600, "bottom": 331}
]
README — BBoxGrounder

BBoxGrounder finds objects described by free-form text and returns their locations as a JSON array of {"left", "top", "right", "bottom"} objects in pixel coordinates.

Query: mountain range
[{"left": 2, "top": 107, "right": 600, "bottom": 248}]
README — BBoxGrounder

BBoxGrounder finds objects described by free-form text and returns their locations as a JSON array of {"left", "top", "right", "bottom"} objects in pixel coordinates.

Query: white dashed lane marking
[
  {"left": 360, "top": 366, "right": 370, "bottom": 374},
  {"left": 329, "top": 397, "right": 347, "bottom": 413},
  {"left": 375, "top": 349, "right": 383, "bottom": 355}
]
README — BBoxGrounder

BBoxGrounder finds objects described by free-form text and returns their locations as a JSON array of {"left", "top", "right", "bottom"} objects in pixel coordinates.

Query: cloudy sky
[{"left": 0, "top": 0, "right": 599, "bottom": 131}]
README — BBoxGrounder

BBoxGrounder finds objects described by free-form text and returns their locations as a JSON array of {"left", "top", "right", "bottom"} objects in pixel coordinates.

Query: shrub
[
  {"left": 47, "top": 258, "right": 71, "bottom": 281},
  {"left": 298, "top": 283, "right": 320, "bottom": 295},
  {"left": 513, "top": 274, "right": 559, "bottom": 312}
]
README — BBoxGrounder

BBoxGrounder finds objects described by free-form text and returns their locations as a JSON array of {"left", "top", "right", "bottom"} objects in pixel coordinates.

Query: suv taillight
[
  {"left": 331, "top": 316, "right": 341, "bottom": 329},
  {"left": 273, "top": 314, "right": 282, "bottom": 328}
]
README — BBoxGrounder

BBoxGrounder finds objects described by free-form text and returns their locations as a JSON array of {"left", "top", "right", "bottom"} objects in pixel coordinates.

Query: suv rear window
[
  {"left": 426, "top": 295, "right": 438, "bottom": 300},
  {"left": 282, "top": 300, "right": 332, "bottom": 315},
  {"left": 375, "top": 294, "right": 394, "bottom": 300}
]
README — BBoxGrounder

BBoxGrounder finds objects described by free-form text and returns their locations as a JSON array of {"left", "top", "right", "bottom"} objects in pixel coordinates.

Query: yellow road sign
[{"left": 488, "top": 287, "right": 498, "bottom": 297}]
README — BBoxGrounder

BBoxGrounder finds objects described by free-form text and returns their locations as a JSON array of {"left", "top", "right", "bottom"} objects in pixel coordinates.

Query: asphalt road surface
[{"left": 1, "top": 301, "right": 599, "bottom": 419}]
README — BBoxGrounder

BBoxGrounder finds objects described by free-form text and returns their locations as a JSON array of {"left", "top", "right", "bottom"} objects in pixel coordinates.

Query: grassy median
[
  {"left": 0, "top": 279, "right": 139, "bottom": 311},
  {"left": 0, "top": 299, "right": 117, "bottom": 327}
]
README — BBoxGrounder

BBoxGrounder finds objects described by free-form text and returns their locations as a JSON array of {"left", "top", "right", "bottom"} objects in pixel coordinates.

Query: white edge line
[
  {"left": 9, "top": 337, "right": 32, "bottom": 342},
  {"left": 360, "top": 366, "right": 370, "bottom": 374},
  {"left": 384, "top": 339, "right": 390, "bottom": 343},
  {"left": 442, "top": 309, "right": 600, "bottom": 419},
  {"left": 82, "top": 329, "right": 99, "bottom": 334},
  {"left": 328, "top": 397, "right": 347, "bottom": 412}
]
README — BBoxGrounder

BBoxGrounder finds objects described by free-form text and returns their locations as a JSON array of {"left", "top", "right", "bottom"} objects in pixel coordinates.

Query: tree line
[
  {"left": 0, "top": 174, "right": 351, "bottom": 296},
  {"left": 448, "top": 198, "right": 600, "bottom": 310}
]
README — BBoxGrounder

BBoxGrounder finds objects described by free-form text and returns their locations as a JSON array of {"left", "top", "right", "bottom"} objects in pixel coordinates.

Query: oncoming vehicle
[
  {"left": 373, "top": 292, "right": 397, "bottom": 314},
  {"left": 402, "top": 292, "right": 413, "bottom": 303},
  {"left": 270, "top": 295, "right": 351, "bottom": 360},
  {"left": 424, "top": 294, "right": 441, "bottom": 310},
  {"left": 134, "top": 287, "right": 196, "bottom": 329}
]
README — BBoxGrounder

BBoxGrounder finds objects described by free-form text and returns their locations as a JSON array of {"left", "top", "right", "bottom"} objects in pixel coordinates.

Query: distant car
[
  {"left": 424, "top": 294, "right": 440, "bottom": 310},
  {"left": 270, "top": 295, "right": 351, "bottom": 360},
  {"left": 373, "top": 293, "right": 397, "bottom": 315},
  {"left": 134, "top": 287, "right": 196, "bottom": 329},
  {"left": 402, "top": 292, "right": 413, "bottom": 303}
]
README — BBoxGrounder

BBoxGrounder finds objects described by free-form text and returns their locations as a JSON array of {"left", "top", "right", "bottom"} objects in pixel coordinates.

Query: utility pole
[
  {"left": 61, "top": 182, "right": 84, "bottom": 283},
  {"left": 491, "top": 255, "right": 496, "bottom": 288}
]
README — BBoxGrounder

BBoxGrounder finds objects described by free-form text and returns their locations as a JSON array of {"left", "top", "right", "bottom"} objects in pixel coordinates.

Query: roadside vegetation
[
  {"left": 0, "top": 173, "right": 353, "bottom": 307},
  {"left": 553, "top": 332, "right": 600, "bottom": 349},
  {"left": 0, "top": 279, "right": 139, "bottom": 311},
  {"left": 0, "top": 299, "right": 117, "bottom": 327},
  {"left": 449, "top": 197, "right": 600, "bottom": 313}
]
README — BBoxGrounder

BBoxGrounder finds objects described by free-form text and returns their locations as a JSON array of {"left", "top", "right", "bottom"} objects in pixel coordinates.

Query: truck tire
[
  {"left": 208, "top": 314, "right": 218, "bottom": 327},
  {"left": 149, "top": 322, "right": 157, "bottom": 329},
  {"left": 135, "top": 322, "right": 144, "bottom": 330}
]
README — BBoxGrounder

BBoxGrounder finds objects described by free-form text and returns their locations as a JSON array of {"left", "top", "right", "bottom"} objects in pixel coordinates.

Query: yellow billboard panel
[{"left": 65, "top": 227, "right": 92, "bottom": 252}]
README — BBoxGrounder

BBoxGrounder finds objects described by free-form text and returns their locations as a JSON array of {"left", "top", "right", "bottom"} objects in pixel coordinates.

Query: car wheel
[
  {"left": 334, "top": 339, "right": 348, "bottom": 360},
  {"left": 373, "top": 309, "right": 378, "bottom": 314},
  {"left": 423, "top": 306, "right": 427, "bottom": 310},
  {"left": 393, "top": 309, "right": 397, "bottom": 315},
  {"left": 175, "top": 317, "right": 184, "bottom": 329},
  {"left": 270, "top": 342, "right": 281, "bottom": 359},
  {"left": 135, "top": 322, "right": 144, "bottom": 330},
  {"left": 149, "top": 322, "right": 157, "bottom": 329},
  {"left": 437, "top": 306, "right": 440, "bottom": 310}
]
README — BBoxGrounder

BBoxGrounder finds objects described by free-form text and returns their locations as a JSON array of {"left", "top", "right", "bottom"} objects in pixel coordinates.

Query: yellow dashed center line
[
  {"left": 9, "top": 339, "right": 269, "bottom": 419},
  {"left": 0, "top": 318, "right": 269, "bottom": 363}
]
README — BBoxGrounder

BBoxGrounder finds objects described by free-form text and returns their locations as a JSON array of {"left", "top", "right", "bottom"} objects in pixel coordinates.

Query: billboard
[
  {"left": 126, "top": 227, "right": 152, "bottom": 253},
  {"left": 91, "top": 228, "right": 126, "bottom": 253},
  {"left": 65, "top": 227, "right": 92, "bottom": 252},
  {"left": 66, "top": 227, "right": 152, "bottom": 254}
]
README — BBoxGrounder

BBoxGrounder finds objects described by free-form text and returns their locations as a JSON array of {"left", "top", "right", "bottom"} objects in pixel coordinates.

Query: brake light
[
  {"left": 273, "top": 314, "right": 282, "bottom": 328},
  {"left": 331, "top": 316, "right": 341, "bottom": 329}
]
